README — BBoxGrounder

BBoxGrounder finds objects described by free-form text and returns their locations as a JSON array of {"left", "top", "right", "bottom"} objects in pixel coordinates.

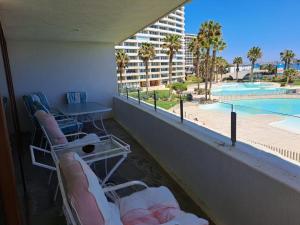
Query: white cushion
[
  {"left": 108, "top": 203, "right": 123, "bottom": 225},
  {"left": 119, "top": 186, "right": 179, "bottom": 217},
  {"left": 119, "top": 186, "right": 209, "bottom": 225},
  {"left": 74, "top": 154, "right": 122, "bottom": 225},
  {"left": 68, "top": 133, "right": 99, "bottom": 147},
  {"left": 171, "top": 212, "right": 209, "bottom": 225}
]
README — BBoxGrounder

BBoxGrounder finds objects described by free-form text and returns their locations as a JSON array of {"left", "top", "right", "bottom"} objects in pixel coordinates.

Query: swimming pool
[
  {"left": 212, "top": 82, "right": 287, "bottom": 96},
  {"left": 201, "top": 98, "right": 300, "bottom": 134}
]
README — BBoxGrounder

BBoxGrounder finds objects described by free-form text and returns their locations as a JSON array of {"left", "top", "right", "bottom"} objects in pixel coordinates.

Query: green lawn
[
  {"left": 185, "top": 75, "right": 202, "bottom": 85},
  {"left": 128, "top": 90, "right": 181, "bottom": 110},
  {"left": 293, "top": 79, "right": 300, "bottom": 85},
  {"left": 146, "top": 99, "right": 179, "bottom": 109}
]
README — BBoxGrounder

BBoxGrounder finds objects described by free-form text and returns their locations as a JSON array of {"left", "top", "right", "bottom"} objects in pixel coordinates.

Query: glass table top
[
  {"left": 52, "top": 135, "right": 130, "bottom": 163},
  {"left": 57, "top": 102, "right": 112, "bottom": 116}
]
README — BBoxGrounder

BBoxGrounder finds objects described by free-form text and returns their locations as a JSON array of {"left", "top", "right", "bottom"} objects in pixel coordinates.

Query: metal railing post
[
  {"left": 153, "top": 91, "right": 157, "bottom": 111},
  {"left": 126, "top": 87, "right": 128, "bottom": 99},
  {"left": 231, "top": 110, "right": 237, "bottom": 147},
  {"left": 180, "top": 95, "right": 183, "bottom": 123},
  {"left": 138, "top": 89, "right": 140, "bottom": 104}
]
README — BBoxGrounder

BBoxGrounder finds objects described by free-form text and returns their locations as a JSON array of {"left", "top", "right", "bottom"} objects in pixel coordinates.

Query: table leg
[
  {"left": 101, "top": 155, "right": 127, "bottom": 184},
  {"left": 92, "top": 113, "right": 108, "bottom": 134}
]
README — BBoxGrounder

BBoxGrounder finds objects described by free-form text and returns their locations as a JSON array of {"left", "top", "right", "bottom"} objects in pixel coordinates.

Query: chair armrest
[
  {"left": 52, "top": 132, "right": 96, "bottom": 149},
  {"left": 103, "top": 180, "right": 148, "bottom": 193},
  {"left": 56, "top": 118, "right": 75, "bottom": 123},
  {"left": 64, "top": 132, "right": 87, "bottom": 138},
  {"left": 29, "top": 145, "right": 56, "bottom": 171}
]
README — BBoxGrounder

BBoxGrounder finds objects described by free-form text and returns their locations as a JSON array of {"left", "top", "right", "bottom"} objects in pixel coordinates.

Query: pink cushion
[
  {"left": 120, "top": 187, "right": 209, "bottom": 225},
  {"left": 122, "top": 205, "right": 180, "bottom": 225},
  {"left": 59, "top": 152, "right": 106, "bottom": 225},
  {"left": 122, "top": 207, "right": 209, "bottom": 225},
  {"left": 58, "top": 152, "right": 208, "bottom": 225},
  {"left": 34, "top": 110, "right": 68, "bottom": 145},
  {"left": 119, "top": 186, "right": 179, "bottom": 217}
]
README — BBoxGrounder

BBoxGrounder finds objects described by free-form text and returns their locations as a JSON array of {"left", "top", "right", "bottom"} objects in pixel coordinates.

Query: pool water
[
  {"left": 201, "top": 98, "right": 300, "bottom": 134},
  {"left": 212, "top": 82, "right": 287, "bottom": 96},
  {"left": 231, "top": 98, "right": 300, "bottom": 115}
]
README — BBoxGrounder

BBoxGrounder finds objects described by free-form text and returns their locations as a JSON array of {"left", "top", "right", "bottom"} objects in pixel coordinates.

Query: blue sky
[{"left": 185, "top": 0, "right": 300, "bottom": 64}]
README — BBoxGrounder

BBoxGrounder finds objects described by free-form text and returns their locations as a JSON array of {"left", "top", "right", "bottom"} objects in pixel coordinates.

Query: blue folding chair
[
  {"left": 23, "top": 93, "right": 83, "bottom": 145},
  {"left": 66, "top": 91, "right": 87, "bottom": 104}
]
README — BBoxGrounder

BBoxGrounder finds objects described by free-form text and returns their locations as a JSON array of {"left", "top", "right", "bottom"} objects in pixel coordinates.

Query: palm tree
[
  {"left": 280, "top": 50, "right": 295, "bottom": 70},
  {"left": 266, "top": 64, "right": 277, "bottom": 74},
  {"left": 115, "top": 49, "right": 129, "bottom": 91},
  {"left": 188, "top": 36, "right": 203, "bottom": 91},
  {"left": 209, "top": 37, "right": 226, "bottom": 99},
  {"left": 138, "top": 43, "right": 156, "bottom": 94},
  {"left": 199, "top": 20, "right": 221, "bottom": 100},
  {"left": 216, "top": 57, "right": 228, "bottom": 81},
  {"left": 162, "top": 34, "right": 182, "bottom": 92},
  {"left": 233, "top": 57, "right": 243, "bottom": 80},
  {"left": 284, "top": 68, "right": 297, "bottom": 85},
  {"left": 247, "top": 47, "right": 262, "bottom": 82}
]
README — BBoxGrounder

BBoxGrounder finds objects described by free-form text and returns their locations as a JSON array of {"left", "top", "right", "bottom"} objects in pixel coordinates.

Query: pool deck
[
  {"left": 216, "top": 93, "right": 300, "bottom": 101},
  {"left": 178, "top": 81, "right": 300, "bottom": 163},
  {"left": 172, "top": 101, "right": 300, "bottom": 164},
  {"left": 186, "top": 82, "right": 300, "bottom": 101}
]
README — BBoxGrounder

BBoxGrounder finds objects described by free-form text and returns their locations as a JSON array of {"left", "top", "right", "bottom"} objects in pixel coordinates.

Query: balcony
[
  {"left": 18, "top": 119, "right": 213, "bottom": 225},
  {"left": 0, "top": 1, "right": 191, "bottom": 225},
  {"left": 113, "top": 94, "right": 300, "bottom": 225},
  {"left": 1, "top": 1, "right": 300, "bottom": 225}
]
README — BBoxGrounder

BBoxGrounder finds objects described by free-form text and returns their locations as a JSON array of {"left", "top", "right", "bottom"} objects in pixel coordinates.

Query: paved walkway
[{"left": 172, "top": 102, "right": 300, "bottom": 157}]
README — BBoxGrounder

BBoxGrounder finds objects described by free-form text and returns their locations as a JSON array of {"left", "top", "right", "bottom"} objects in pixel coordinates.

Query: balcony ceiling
[{"left": 0, "top": 0, "right": 187, "bottom": 43}]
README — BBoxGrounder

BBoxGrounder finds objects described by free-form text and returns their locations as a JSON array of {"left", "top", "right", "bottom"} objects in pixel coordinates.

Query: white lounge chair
[
  {"left": 31, "top": 110, "right": 100, "bottom": 199},
  {"left": 34, "top": 110, "right": 98, "bottom": 150},
  {"left": 55, "top": 151, "right": 209, "bottom": 225}
]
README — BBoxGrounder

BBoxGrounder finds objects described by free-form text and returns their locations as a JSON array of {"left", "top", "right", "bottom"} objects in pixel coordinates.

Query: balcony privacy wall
[
  {"left": 113, "top": 96, "right": 300, "bottom": 225},
  {"left": 6, "top": 40, "right": 117, "bottom": 131}
]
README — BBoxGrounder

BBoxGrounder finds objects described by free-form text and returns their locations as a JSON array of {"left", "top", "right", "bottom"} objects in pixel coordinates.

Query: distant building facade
[
  {"left": 115, "top": 7, "right": 185, "bottom": 88},
  {"left": 228, "top": 65, "right": 252, "bottom": 74},
  {"left": 184, "top": 33, "right": 197, "bottom": 75},
  {"left": 277, "top": 63, "right": 300, "bottom": 74}
]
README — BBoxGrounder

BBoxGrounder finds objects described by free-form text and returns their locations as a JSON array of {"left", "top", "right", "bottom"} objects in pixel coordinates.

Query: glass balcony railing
[{"left": 119, "top": 87, "right": 300, "bottom": 165}]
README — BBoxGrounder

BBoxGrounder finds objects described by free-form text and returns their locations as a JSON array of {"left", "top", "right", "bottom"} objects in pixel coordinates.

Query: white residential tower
[
  {"left": 184, "top": 33, "right": 197, "bottom": 74},
  {"left": 115, "top": 7, "right": 185, "bottom": 88}
]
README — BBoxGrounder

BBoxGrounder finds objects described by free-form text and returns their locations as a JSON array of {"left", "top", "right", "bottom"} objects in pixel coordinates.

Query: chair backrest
[
  {"left": 23, "top": 95, "right": 35, "bottom": 116},
  {"left": 33, "top": 92, "right": 51, "bottom": 110},
  {"left": 23, "top": 92, "right": 51, "bottom": 116},
  {"left": 34, "top": 110, "right": 67, "bottom": 146},
  {"left": 57, "top": 152, "right": 111, "bottom": 225},
  {"left": 32, "top": 101, "right": 49, "bottom": 113},
  {"left": 66, "top": 92, "right": 87, "bottom": 104}
]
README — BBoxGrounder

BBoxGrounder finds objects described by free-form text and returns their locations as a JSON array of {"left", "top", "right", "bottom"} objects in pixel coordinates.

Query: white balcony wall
[
  {"left": 113, "top": 96, "right": 300, "bottom": 225},
  {"left": 7, "top": 40, "right": 117, "bottom": 131}
]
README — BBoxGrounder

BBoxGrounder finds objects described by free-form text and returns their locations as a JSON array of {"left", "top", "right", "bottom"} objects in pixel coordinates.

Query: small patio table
[
  {"left": 51, "top": 135, "right": 130, "bottom": 184},
  {"left": 57, "top": 102, "right": 112, "bottom": 134},
  {"left": 30, "top": 134, "right": 130, "bottom": 200}
]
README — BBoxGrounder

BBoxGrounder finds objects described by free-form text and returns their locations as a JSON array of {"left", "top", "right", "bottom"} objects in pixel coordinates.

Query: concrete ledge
[{"left": 113, "top": 96, "right": 300, "bottom": 225}]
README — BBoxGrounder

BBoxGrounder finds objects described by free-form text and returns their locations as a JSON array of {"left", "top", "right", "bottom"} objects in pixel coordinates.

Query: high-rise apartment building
[
  {"left": 184, "top": 33, "right": 196, "bottom": 74},
  {"left": 115, "top": 7, "right": 185, "bottom": 88}
]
